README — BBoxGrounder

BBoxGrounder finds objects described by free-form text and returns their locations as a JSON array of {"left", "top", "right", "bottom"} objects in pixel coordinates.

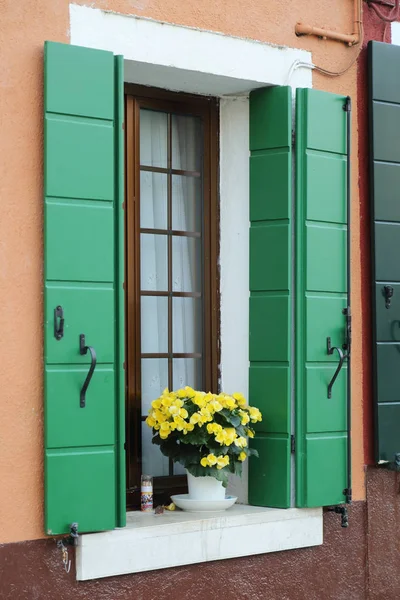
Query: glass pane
[
  {"left": 141, "top": 358, "right": 168, "bottom": 414},
  {"left": 141, "top": 234, "right": 168, "bottom": 291},
  {"left": 141, "top": 297, "right": 168, "bottom": 353},
  {"left": 172, "top": 236, "right": 201, "bottom": 292},
  {"left": 142, "top": 423, "right": 169, "bottom": 477},
  {"left": 140, "top": 171, "right": 167, "bottom": 230},
  {"left": 173, "top": 298, "right": 202, "bottom": 353},
  {"left": 171, "top": 114, "right": 202, "bottom": 172},
  {"left": 172, "top": 175, "right": 202, "bottom": 233},
  {"left": 173, "top": 358, "right": 202, "bottom": 391},
  {"left": 140, "top": 109, "right": 168, "bottom": 168}
]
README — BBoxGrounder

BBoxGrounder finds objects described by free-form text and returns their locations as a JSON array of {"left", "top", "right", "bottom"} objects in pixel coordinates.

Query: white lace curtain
[{"left": 139, "top": 109, "right": 202, "bottom": 476}]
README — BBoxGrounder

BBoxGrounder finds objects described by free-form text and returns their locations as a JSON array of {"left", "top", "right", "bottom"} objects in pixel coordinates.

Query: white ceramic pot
[{"left": 186, "top": 471, "right": 226, "bottom": 501}]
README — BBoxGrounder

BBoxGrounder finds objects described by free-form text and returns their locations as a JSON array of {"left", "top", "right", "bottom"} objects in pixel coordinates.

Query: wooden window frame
[{"left": 125, "top": 85, "right": 220, "bottom": 509}]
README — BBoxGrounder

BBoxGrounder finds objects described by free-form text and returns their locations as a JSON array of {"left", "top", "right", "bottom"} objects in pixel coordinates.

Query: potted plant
[{"left": 145, "top": 387, "right": 262, "bottom": 508}]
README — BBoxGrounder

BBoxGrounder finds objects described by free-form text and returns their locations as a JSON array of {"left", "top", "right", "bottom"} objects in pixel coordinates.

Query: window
[{"left": 124, "top": 86, "right": 219, "bottom": 508}]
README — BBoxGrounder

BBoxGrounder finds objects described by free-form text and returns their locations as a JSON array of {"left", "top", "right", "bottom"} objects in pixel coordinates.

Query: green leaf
[
  {"left": 218, "top": 409, "right": 241, "bottom": 428},
  {"left": 247, "top": 448, "right": 259, "bottom": 458},
  {"left": 234, "top": 461, "right": 243, "bottom": 477}
]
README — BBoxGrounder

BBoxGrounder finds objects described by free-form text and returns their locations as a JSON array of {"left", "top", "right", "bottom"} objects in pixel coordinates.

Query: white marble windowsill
[{"left": 76, "top": 505, "right": 323, "bottom": 580}]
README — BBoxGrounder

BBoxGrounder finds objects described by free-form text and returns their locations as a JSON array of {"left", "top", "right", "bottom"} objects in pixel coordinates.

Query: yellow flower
[
  {"left": 207, "top": 422, "right": 222, "bottom": 435},
  {"left": 225, "top": 397, "right": 236, "bottom": 409},
  {"left": 173, "top": 416, "right": 186, "bottom": 431},
  {"left": 233, "top": 392, "right": 247, "bottom": 408},
  {"left": 200, "top": 457, "right": 208, "bottom": 467},
  {"left": 239, "top": 410, "right": 250, "bottom": 426},
  {"left": 207, "top": 454, "right": 218, "bottom": 466},
  {"left": 154, "top": 409, "right": 167, "bottom": 423},
  {"left": 249, "top": 406, "right": 262, "bottom": 422},
  {"left": 234, "top": 436, "right": 247, "bottom": 448},
  {"left": 238, "top": 451, "right": 247, "bottom": 461},
  {"left": 246, "top": 428, "right": 255, "bottom": 438},
  {"left": 177, "top": 389, "right": 187, "bottom": 399},
  {"left": 160, "top": 422, "right": 170, "bottom": 432},
  {"left": 185, "top": 423, "right": 195, "bottom": 432},
  {"left": 216, "top": 455, "right": 230, "bottom": 469},
  {"left": 145, "top": 416, "right": 156, "bottom": 428},
  {"left": 151, "top": 399, "right": 162, "bottom": 409},
  {"left": 179, "top": 408, "right": 188, "bottom": 419},
  {"left": 209, "top": 400, "right": 223, "bottom": 413},
  {"left": 194, "top": 393, "right": 206, "bottom": 408},
  {"left": 190, "top": 412, "right": 202, "bottom": 425},
  {"left": 184, "top": 386, "right": 196, "bottom": 398}
]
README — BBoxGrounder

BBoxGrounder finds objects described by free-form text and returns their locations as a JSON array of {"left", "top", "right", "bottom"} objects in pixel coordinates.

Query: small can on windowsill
[{"left": 141, "top": 474, "right": 153, "bottom": 512}]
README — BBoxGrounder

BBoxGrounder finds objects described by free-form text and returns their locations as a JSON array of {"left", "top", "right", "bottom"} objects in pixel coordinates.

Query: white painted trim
[
  {"left": 76, "top": 506, "right": 323, "bottom": 580},
  {"left": 392, "top": 22, "right": 400, "bottom": 46},
  {"left": 70, "top": 5, "right": 312, "bottom": 95},
  {"left": 70, "top": 7, "right": 316, "bottom": 579}
]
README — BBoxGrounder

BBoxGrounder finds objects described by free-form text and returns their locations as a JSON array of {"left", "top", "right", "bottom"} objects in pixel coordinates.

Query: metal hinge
[
  {"left": 291, "top": 130, "right": 295, "bottom": 147},
  {"left": 291, "top": 434, "right": 295, "bottom": 454}
]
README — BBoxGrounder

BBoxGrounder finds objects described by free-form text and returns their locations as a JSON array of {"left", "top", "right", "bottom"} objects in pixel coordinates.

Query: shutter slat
[
  {"left": 369, "top": 41, "right": 400, "bottom": 464},
  {"left": 248, "top": 87, "right": 292, "bottom": 508}
]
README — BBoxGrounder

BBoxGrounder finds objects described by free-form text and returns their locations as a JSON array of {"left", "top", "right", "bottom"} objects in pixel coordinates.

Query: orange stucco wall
[{"left": 0, "top": 0, "right": 366, "bottom": 544}]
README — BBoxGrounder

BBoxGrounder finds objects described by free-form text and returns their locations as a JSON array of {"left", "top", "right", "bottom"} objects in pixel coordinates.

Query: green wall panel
[
  {"left": 374, "top": 223, "right": 400, "bottom": 282},
  {"left": 306, "top": 225, "right": 346, "bottom": 293},
  {"left": 376, "top": 345, "right": 400, "bottom": 403},
  {"left": 44, "top": 42, "right": 125, "bottom": 535},
  {"left": 304, "top": 90, "right": 347, "bottom": 154},
  {"left": 45, "top": 448, "right": 116, "bottom": 536},
  {"left": 249, "top": 366, "right": 290, "bottom": 433},
  {"left": 249, "top": 296, "right": 289, "bottom": 363},
  {"left": 304, "top": 436, "right": 347, "bottom": 507},
  {"left": 249, "top": 86, "right": 291, "bottom": 151},
  {"left": 372, "top": 102, "right": 400, "bottom": 163},
  {"left": 248, "top": 86, "right": 292, "bottom": 508},
  {"left": 306, "top": 366, "right": 347, "bottom": 433},
  {"left": 250, "top": 224, "right": 289, "bottom": 290},
  {"left": 375, "top": 283, "right": 400, "bottom": 341},
  {"left": 45, "top": 117, "right": 114, "bottom": 200},
  {"left": 373, "top": 163, "right": 400, "bottom": 221},
  {"left": 45, "top": 42, "right": 114, "bottom": 119},
  {"left": 306, "top": 154, "right": 347, "bottom": 224},
  {"left": 45, "top": 284, "right": 115, "bottom": 364},
  {"left": 377, "top": 404, "right": 400, "bottom": 461},
  {"left": 45, "top": 367, "right": 115, "bottom": 448},
  {"left": 45, "top": 201, "right": 114, "bottom": 282},
  {"left": 296, "top": 88, "right": 349, "bottom": 508},
  {"left": 248, "top": 436, "right": 290, "bottom": 508},
  {"left": 306, "top": 296, "right": 347, "bottom": 362},
  {"left": 250, "top": 152, "right": 291, "bottom": 221}
]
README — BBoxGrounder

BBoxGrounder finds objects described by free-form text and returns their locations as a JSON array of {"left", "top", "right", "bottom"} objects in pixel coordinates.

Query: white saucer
[{"left": 171, "top": 494, "right": 237, "bottom": 512}]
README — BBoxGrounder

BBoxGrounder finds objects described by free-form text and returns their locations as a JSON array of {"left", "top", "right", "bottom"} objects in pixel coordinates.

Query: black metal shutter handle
[
  {"left": 54, "top": 306, "right": 64, "bottom": 340},
  {"left": 327, "top": 337, "right": 345, "bottom": 399},
  {"left": 79, "top": 334, "right": 96, "bottom": 408}
]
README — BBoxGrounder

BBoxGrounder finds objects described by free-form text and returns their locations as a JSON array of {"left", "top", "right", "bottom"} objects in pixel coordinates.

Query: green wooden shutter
[
  {"left": 369, "top": 41, "right": 400, "bottom": 465},
  {"left": 248, "top": 87, "right": 292, "bottom": 508},
  {"left": 44, "top": 42, "right": 125, "bottom": 535},
  {"left": 295, "top": 88, "right": 350, "bottom": 507}
]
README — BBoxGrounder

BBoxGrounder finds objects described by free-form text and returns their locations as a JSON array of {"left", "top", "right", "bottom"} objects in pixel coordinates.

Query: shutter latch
[
  {"left": 327, "top": 506, "right": 349, "bottom": 528},
  {"left": 290, "top": 434, "right": 295, "bottom": 454}
]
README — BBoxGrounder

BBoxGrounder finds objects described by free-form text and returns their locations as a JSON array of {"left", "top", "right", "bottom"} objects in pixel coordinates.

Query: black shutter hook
[{"left": 79, "top": 334, "right": 96, "bottom": 408}]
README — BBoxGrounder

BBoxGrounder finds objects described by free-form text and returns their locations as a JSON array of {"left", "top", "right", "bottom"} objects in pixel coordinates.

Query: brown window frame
[{"left": 125, "top": 85, "right": 220, "bottom": 510}]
